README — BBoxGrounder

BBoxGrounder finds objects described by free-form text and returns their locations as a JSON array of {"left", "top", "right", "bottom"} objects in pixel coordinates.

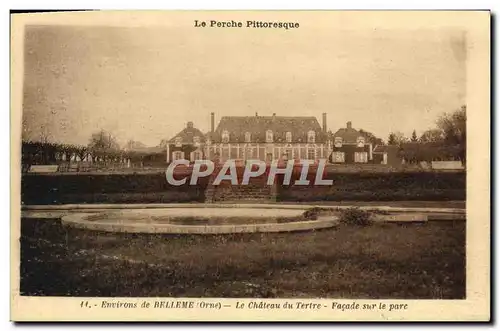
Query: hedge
[{"left": 21, "top": 171, "right": 465, "bottom": 205}]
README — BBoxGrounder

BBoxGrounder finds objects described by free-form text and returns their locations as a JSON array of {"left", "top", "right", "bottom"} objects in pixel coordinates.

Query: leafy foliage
[
  {"left": 358, "top": 129, "right": 384, "bottom": 146},
  {"left": 437, "top": 105, "right": 466, "bottom": 162},
  {"left": 419, "top": 128, "right": 444, "bottom": 143},
  {"left": 411, "top": 130, "right": 418, "bottom": 142},
  {"left": 388, "top": 133, "right": 396, "bottom": 145},
  {"left": 88, "top": 129, "right": 120, "bottom": 152},
  {"left": 302, "top": 207, "right": 331, "bottom": 220},
  {"left": 399, "top": 106, "right": 466, "bottom": 163},
  {"left": 387, "top": 131, "right": 408, "bottom": 146}
]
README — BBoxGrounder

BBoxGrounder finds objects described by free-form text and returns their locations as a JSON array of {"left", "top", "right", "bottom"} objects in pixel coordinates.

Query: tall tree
[
  {"left": 125, "top": 140, "right": 146, "bottom": 150},
  {"left": 359, "top": 129, "right": 384, "bottom": 146},
  {"left": 159, "top": 139, "right": 169, "bottom": 148},
  {"left": 88, "top": 129, "right": 120, "bottom": 151},
  {"left": 388, "top": 133, "right": 397, "bottom": 145},
  {"left": 437, "top": 105, "right": 466, "bottom": 162},
  {"left": 419, "top": 129, "right": 444, "bottom": 143},
  {"left": 76, "top": 146, "right": 90, "bottom": 162},
  {"left": 388, "top": 131, "right": 407, "bottom": 145},
  {"left": 411, "top": 130, "right": 418, "bottom": 142}
]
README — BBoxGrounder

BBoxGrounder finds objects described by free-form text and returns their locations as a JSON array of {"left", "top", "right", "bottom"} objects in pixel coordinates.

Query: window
[
  {"left": 332, "top": 151, "right": 345, "bottom": 163},
  {"left": 307, "top": 131, "right": 316, "bottom": 143},
  {"left": 357, "top": 136, "right": 365, "bottom": 148},
  {"left": 245, "top": 132, "right": 251, "bottom": 143},
  {"left": 246, "top": 147, "right": 253, "bottom": 159},
  {"left": 221, "top": 146, "right": 230, "bottom": 159},
  {"left": 191, "top": 151, "right": 202, "bottom": 161},
  {"left": 354, "top": 152, "right": 368, "bottom": 163},
  {"left": 284, "top": 149, "right": 293, "bottom": 159},
  {"left": 193, "top": 136, "right": 200, "bottom": 146},
  {"left": 286, "top": 132, "right": 292, "bottom": 143},
  {"left": 307, "top": 149, "right": 316, "bottom": 160},
  {"left": 174, "top": 137, "right": 182, "bottom": 147},
  {"left": 233, "top": 146, "right": 241, "bottom": 159},
  {"left": 334, "top": 137, "right": 343, "bottom": 148},
  {"left": 172, "top": 151, "right": 184, "bottom": 160},
  {"left": 222, "top": 130, "right": 229, "bottom": 143},
  {"left": 266, "top": 130, "right": 273, "bottom": 143}
]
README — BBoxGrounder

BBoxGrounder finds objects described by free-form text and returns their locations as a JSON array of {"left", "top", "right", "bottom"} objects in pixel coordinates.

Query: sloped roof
[
  {"left": 168, "top": 126, "right": 206, "bottom": 144},
  {"left": 332, "top": 127, "right": 365, "bottom": 143},
  {"left": 209, "top": 116, "right": 327, "bottom": 143}
]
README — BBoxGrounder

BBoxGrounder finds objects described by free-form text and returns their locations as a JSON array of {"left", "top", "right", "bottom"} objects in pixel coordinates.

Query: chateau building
[
  {"left": 204, "top": 112, "right": 331, "bottom": 163},
  {"left": 165, "top": 116, "right": 388, "bottom": 165}
]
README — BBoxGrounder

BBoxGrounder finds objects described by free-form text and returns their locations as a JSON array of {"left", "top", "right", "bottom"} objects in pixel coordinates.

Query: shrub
[
  {"left": 303, "top": 207, "right": 331, "bottom": 220},
  {"left": 303, "top": 207, "right": 319, "bottom": 220},
  {"left": 339, "top": 207, "right": 373, "bottom": 226}
]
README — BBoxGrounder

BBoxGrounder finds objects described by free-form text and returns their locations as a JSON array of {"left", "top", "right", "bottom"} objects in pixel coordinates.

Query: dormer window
[
  {"left": 286, "top": 131, "right": 292, "bottom": 143},
  {"left": 266, "top": 130, "right": 273, "bottom": 143},
  {"left": 175, "top": 136, "right": 182, "bottom": 147},
  {"left": 307, "top": 130, "right": 316, "bottom": 143},
  {"left": 193, "top": 136, "right": 200, "bottom": 146},
  {"left": 357, "top": 136, "right": 365, "bottom": 147},
  {"left": 222, "top": 130, "right": 229, "bottom": 143},
  {"left": 334, "top": 137, "right": 343, "bottom": 148},
  {"left": 245, "top": 132, "right": 251, "bottom": 143}
]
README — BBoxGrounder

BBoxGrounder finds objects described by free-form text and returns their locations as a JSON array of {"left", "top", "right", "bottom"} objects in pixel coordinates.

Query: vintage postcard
[{"left": 10, "top": 10, "right": 490, "bottom": 322}]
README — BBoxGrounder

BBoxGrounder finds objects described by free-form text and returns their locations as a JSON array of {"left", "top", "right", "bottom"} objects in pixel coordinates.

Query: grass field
[{"left": 20, "top": 218, "right": 465, "bottom": 299}]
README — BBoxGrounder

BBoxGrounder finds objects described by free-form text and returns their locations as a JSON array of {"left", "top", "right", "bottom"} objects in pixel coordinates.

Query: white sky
[{"left": 22, "top": 20, "right": 466, "bottom": 147}]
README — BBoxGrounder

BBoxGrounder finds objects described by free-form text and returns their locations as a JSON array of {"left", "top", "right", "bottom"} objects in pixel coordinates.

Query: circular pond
[{"left": 61, "top": 207, "right": 339, "bottom": 234}]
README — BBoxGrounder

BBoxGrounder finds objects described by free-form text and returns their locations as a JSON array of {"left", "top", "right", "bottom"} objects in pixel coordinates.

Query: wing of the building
[{"left": 205, "top": 113, "right": 330, "bottom": 162}]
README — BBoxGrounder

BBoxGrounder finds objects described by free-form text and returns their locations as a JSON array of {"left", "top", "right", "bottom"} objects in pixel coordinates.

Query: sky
[{"left": 22, "top": 20, "right": 466, "bottom": 147}]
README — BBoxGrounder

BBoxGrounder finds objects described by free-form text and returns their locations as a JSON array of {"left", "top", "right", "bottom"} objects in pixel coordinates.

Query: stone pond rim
[{"left": 60, "top": 208, "right": 340, "bottom": 234}]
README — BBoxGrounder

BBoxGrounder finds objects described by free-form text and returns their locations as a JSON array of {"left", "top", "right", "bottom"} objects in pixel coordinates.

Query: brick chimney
[
  {"left": 322, "top": 113, "right": 327, "bottom": 132},
  {"left": 347, "top": 121, "right": 352, "bottom": 129},
  {"left": 211, "top": 112, "right": 215, "bottom": 132},
  {"left": 187, "top": 121, "right": 194, "bottom": 129}
]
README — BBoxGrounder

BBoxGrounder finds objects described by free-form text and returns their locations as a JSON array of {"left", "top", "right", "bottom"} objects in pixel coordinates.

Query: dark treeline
[{"left": 388, "top": 105, "right": 466, "bottom": 164}]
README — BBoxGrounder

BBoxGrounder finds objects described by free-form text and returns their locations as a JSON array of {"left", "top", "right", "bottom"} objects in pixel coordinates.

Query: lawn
[{"left": 20, "top": 218, "right": 465, "bottom": 299}]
